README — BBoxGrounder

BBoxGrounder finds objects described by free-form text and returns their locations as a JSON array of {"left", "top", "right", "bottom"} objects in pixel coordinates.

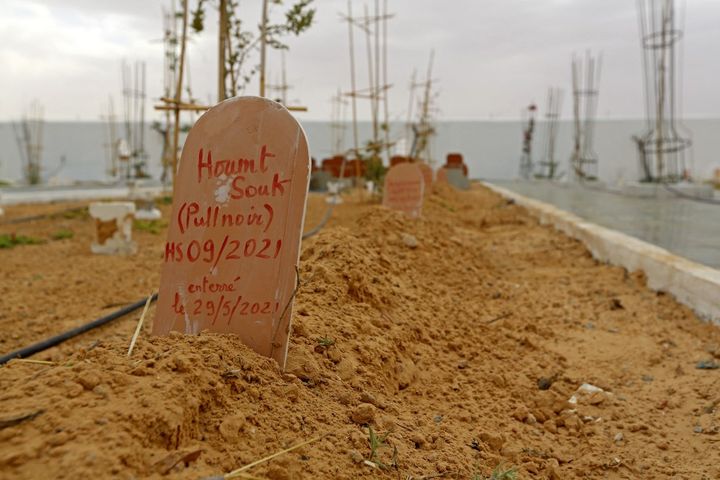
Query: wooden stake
[
  {"left": 346, "top": 0, "right": 360, "bottom": 162},
  {"left": 382, "top": 0, "right": 390, "bottom": 164},
  {"left": 406, "top": 69, "right": 416, "bottom": 156},
  {"left": 259, "top": 0, "right": 269, "bottom": 97},
  {"left": 127, "top": 293, "right": 154, "bottom": 357},
  {"left": 363, "top": 4, "right": 376, "bottom": 148},
  {"left": 374, "top": 0, "right": 380, "bottom": 141},
  {"left": 171, "top": 0, "right": 190, "bottom": 191},
  {"left": 218, "top": 0, "right": 228, "bottom": 102}
]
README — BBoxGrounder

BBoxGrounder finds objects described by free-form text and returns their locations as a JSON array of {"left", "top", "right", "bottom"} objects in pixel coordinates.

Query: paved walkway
[
  {"left": 493, "top": 180, "right": 720, "bottom": 269},
  {"left": 0, "top": 183, "right": 167, "bottom": 206}
]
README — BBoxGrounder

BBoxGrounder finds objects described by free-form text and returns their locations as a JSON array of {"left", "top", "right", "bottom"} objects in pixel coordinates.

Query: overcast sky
[{"left": 1, "top": 0, "right": 719, "bottom": 122}]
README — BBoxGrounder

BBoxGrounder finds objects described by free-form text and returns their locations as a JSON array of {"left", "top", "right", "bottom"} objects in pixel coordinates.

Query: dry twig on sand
[
  {"left": 221, "top": 435, "right": 324, "bottom": 479},
  {"left": 127, "top": 293, "right": 154, "bottom": 357},
  {"left": 11, "top": 358, "right": 56, "bottom": 366}
]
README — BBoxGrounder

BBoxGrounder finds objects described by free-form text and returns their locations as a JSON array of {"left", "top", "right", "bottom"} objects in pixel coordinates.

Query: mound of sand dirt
[{"left": 1, "top": 185, "right": 719, "bottom": 479}]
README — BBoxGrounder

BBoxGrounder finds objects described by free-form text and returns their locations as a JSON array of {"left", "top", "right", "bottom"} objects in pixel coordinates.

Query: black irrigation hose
[
  {"left": 0, "top": 206, "right": 87, "bottom": 226},
  {"left": 0, "top": 293, "right": 158, "bottom": 365},
  {"left": 302, "top": 200, "right": 335, "bottom": 240},
  {"left": 1, "top": 213, "right": 51, "bottom": 225}
]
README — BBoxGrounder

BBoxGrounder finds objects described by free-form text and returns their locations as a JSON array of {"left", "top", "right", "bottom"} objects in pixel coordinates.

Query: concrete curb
[
  {"left": 482, "top": 181, "right": 720, "bottom": 325},
  {"left": 0, "top": 185, "right": 166, "bottom": 206}
]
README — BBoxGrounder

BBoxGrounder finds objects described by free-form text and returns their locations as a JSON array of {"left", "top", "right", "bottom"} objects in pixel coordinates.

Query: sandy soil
[{"left": 0, "top": 185, "right": 719, "bottom": 479}]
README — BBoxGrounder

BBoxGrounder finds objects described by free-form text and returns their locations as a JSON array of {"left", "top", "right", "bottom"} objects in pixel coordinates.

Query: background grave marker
[
  {"left": 153, "top": 96, "right": 310, "bottom": 368},
  {"left": 417, "top": 162, "right": 433, "bottom": 193},
  {"left": 445, "top": 152, "right": 469, "bottom": 177},
  {"left": 436, "top": 167, "right": 448, "bottom": 184},
  {"left": 383, "top": 162, "right": 424, "bottom": 218},
  {"left": 88, "top": 202, "right": 137, "bottom": 255},
  {"left": 445, "top": 168, "right": 471, "bottom": 190},
  {"left": 134, "top": 192, "right": 162, "bottom": 220}
]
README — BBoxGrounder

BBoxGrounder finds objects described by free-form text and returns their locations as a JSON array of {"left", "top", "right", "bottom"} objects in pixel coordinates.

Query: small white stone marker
[
  {"left": 88, "top": 202, "right": 137, "bottom": 255},
  {"left": 134, "top": 193, "right": 162, "bottom": 220},
  {"left": 153, "top": 96, "right": 310, "bottom": 369},
  {"left": 326, "top": 180, "right": 343, "bottom": 205}
]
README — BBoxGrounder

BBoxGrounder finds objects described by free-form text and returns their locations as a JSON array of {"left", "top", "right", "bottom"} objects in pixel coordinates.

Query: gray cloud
[{"left": 1, "top": 0, "right": 719, "bottom": 121}]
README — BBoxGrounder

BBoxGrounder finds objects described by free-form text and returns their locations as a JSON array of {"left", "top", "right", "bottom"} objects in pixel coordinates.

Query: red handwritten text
[
  {"left": 197, "top": 145, "right": 276, "bottom": 182},
  {"left": 177, "top": 202, "right": 274, "bottom": 234}
]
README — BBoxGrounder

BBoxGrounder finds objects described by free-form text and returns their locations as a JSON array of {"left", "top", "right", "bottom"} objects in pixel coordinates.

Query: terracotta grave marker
[
  {"left": 436, "top": 166, "right": 470, "bottom": 190},
  {"left": 382, "top": 162, "right": 424, "bottom": 218},
  {"left": 446, "top": 153, "right": 468, "bottom": 175},
  {"left": 436, "top": 167, "right": 449, "bottom": 184},
  {"left": 446, "top": 168, "right": 471, "bottom": 190},
  {"left": 417, "top": 162, "right": 433, "bottom": 193},
  {"left": 153, "top": 97, "right": 310, "bottom": 368}
]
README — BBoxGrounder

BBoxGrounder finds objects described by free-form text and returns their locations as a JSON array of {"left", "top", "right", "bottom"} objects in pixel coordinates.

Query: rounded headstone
[
  {"left": 382, "top": 163, "right": 424, "bottom": 218},
  {"left": 153, "top": 96, "right": 310, "bottom": 369},
  {"left": 416, "top": 162, "right": 433, "bottom": 192}
]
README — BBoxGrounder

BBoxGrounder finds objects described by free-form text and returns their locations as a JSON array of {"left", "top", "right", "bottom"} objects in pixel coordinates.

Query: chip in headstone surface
[
  {"left": 382, "top": 162, "right": 424, "bottom": 218},
  {"left": 153, "top": 96, "right": 310, "bottom": 369}
]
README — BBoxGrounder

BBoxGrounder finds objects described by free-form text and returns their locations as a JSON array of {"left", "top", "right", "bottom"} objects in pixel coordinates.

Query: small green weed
[
  {"left": 51, "top": 228, "right": 74, "bottom": 240},
  {"left": 367, "top": 425, "right": 394, "bottom": 468},
  {"left": 489, "top": 465, "right": 518, "bottom": 480},
  {"left": 0, "top": 233, "right": 44, "bottom": 249},
  {"left": 57, "top": 207, "right": 89, "bottom": 220},
  {"left": 316, "top": 336, "right": 335, "bottom": 348},
  {"left": 134, "top": 219, "right": 167, "bottom": 235},
  {"left": 471, "top": 464, "right": 518, "bottom": 480}
]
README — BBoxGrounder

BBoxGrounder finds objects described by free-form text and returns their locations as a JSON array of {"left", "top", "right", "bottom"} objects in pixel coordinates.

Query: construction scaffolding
[
  {"left": 266, "top": 51, "right": 307, "bottom": 112},
  {"left": 570, "top": 51, "right": 602, "bottom": 181},
  {"left": 157, "top": 4, "right": 180, "bottom": 184},
  {"left": 341, "top": 0, "right": 393, "bottom": 179},
  {"left": 329, "top": 88, "right": 348, "bottom": 156},
  {"left": 121, "top": 59, "right": 148, "bottom": 179},
  {"left": 101, "top": 96, "right": 119, "bottom": 179},
  {"left": 408, "top": 50, "right": 437, "bottom": 165},
  {"left": 519, "top": 103, "right": 537, "bottom": 180},
  {"left": 267, "top": 52, "right": 291, "bottom": 106},
  {"left": 635, "top": 0, "right": 691, "bottom": 183},
  {"left": 12, "top": 101, "right": 44, "bottom": 185},
  {"left": 536, "top": 87, "right": 564, "bottom": 180}
]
